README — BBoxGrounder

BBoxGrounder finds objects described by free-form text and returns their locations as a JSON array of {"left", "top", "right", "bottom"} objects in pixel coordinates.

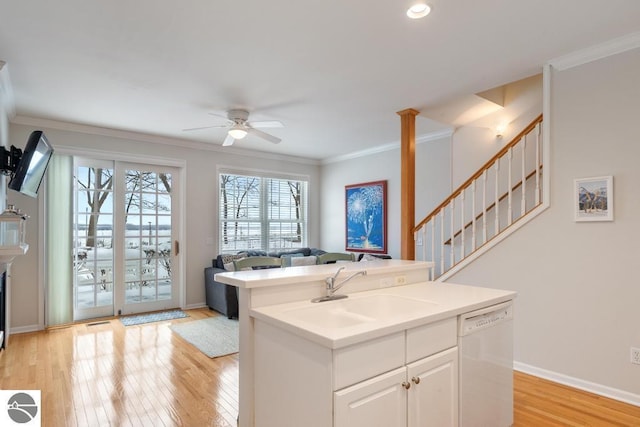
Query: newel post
[{"left": 397, "top": 108, "right": 419, "bottom": 260}]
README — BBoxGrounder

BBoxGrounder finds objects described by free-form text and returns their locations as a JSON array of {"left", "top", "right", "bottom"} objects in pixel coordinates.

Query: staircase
[{"left": 414, "top": 114, "right": 544, "bottom": 280}]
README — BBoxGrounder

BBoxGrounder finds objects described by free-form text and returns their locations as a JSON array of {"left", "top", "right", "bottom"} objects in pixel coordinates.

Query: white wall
[
  {"left": 320, "top": 136, "right": 451, "bottom": 258},
  {"left": 7, "top": 123, "right": 321, "bottom": 330},
  {"left": 0, "top": 62, "right": 10, "bottom": 205},
  {"left": 320, "top": 76, "right": 542, "bottom": 259},
  {"left": 451, "top": 75, "right": 543, "bottom": 189},
  {"left": 450, "top": 47, "right": 640, "bottom": 397}
]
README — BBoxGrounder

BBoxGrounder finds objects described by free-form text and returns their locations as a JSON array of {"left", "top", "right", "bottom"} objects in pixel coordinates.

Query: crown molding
[
  {"left": 10, "top": 115, "right": 320, "bottom": 166},
  {"left": 548, "top": 31, "right": 640, "bottom": 71},
  {"left": 9, "top": 114, "right": 456, "bottom": 168},
  {"left": 322, "top": 128, "right": 454, "bottom": 165},
  {"left": 0, "top": 61, "right": 16, "bottom": 119}
]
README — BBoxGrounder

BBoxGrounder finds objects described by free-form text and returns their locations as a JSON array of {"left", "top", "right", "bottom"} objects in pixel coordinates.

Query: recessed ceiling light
[{"left": 407, "top": 3, "right": 431, "bottom": 19}]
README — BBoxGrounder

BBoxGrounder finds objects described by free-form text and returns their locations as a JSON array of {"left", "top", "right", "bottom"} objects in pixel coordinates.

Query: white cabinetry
[
  {"left": 254, "top": 316, "right": 457, "bottom": 427},
  {"left": 407, "top": 347, "right": 458, "bottom": 426},
  {"left": 334, "top": 347, "right": 458, "bottom": 427},
  {"left": 334, "top": 367, "right": 407, "bottom": 427}
]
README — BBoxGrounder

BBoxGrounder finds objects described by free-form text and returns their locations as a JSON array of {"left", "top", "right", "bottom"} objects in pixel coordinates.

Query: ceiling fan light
[
  {"left": 407, "top": 3, "right": 431, "bottom": 19},
  {"left": 228, "top": 125, "right": 248, "bottom": 139}
]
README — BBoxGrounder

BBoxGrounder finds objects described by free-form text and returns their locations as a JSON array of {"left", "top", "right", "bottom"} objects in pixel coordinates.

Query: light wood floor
[
  {"left": 0, "top": 308, "right": 238, "bottom": 427},
  {"left": 1, "top": 308, "right": 639, "bottom": 426},
  {"left": 514, "top": 371, "right": 640, "bottom": 426}
]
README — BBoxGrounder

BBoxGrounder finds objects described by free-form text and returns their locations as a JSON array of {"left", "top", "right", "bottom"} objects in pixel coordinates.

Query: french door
[{"left": 73, "top": 159, "right": 181, "bottom": 320}]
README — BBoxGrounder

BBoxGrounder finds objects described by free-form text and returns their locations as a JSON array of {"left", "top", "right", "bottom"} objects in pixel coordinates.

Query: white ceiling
[{"left": 1, "top": 1, "right": 639, "bottom": 160}]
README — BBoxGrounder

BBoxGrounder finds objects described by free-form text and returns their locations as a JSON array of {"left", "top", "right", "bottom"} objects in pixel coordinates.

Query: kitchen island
[{"left": 215, "top": 260, "right": 515, "bottom": 427}]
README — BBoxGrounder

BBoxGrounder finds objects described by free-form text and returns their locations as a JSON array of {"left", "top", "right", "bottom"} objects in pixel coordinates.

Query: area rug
[
  {"left": 169, "top": 316, "right": 239, "bottom": 358},
  {"left": 120, "top": 309, "right": 188, "bottom": 326}
]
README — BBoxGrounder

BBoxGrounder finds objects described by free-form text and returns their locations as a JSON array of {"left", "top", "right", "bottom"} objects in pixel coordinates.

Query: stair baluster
[{"left": 414, "top": 114, "right": 543, "bottom": 279}]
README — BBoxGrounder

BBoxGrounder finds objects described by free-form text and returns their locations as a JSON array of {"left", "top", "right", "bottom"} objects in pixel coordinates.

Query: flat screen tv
[{"left": 8, "top": 131, "right": 54, "bottom": 198}]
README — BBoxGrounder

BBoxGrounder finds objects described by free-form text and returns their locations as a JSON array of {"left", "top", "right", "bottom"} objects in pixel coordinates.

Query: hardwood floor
[
  {"left": 514, "top": 371, "right": 640, "bottom": 426},
  {"left": 1, "top": 308, "right": 639, "bottom": 426},
  {"left": 0, "top": 308, "right": 238, "bottom": 427}
]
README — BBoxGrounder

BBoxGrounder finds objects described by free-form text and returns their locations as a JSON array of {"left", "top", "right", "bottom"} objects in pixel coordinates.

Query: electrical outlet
[
  {"left": 395, "top": 275, "right": 407, "bottom": 286},
  {"left": 631, "top": 347, "right": 640, "bottom": 365},
  {"left": 380, "top": 277, "right": 393, "bottom": 287}
]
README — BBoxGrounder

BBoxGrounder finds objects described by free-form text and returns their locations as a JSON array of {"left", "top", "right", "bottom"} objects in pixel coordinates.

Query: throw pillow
[{"left": 220, "top": 253, "right": 247, "bottom": 269}]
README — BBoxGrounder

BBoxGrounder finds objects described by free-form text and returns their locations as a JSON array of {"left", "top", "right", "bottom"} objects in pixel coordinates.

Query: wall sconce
[{"left": 495, "top": 122, "right": 509, "bottom": 138}]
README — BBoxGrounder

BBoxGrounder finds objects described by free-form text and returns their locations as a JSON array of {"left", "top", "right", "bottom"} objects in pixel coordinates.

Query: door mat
[
  {"left": 169, "top": 316, "right": 239, "bottom": 358},
  {"left": 120, "top": 309, "right": 188, "bottom": 326}
]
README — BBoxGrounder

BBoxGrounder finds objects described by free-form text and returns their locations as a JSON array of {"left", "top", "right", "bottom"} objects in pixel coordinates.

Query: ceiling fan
[{"left": 184, "top": 109, "right": 284, "bottom": 147}]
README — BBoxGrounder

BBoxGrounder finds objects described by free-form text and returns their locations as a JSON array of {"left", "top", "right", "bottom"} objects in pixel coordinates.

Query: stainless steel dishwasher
[{"left": 458, "top": 300, "right": 514, "bottom": 427}]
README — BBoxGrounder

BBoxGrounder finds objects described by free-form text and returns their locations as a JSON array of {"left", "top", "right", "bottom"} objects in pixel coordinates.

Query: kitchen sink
[
  {"left": 339, "top": 294, "right": 438, "bottom": 318},
  {"left": 284, "top": 304, "right": 375, "bottom": 328},
  {"left": 283, "top": 294, "right": 438, "bottom": 328}
]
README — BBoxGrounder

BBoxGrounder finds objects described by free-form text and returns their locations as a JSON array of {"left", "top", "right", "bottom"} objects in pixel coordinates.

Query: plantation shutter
[{"left": 219, "top": 171, "right": 308, "bottom": 253}]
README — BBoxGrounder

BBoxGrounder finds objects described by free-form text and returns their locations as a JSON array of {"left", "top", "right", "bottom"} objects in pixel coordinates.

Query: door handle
[{"left": 174, "top": 240, "right": 179, "bottom": 255}]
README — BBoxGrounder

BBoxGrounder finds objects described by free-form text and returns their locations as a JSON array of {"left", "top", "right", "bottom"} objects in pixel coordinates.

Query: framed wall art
[
  {"left": 345, "top": 180, "right": 387, "bottom": 253},
  {"left": 574, "top": 175, "right": 613, "bottom": 222}
]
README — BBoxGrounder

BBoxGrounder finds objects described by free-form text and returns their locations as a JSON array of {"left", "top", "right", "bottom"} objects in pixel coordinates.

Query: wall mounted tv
[{"left": 0, "top": 130, "right": 54, "bottom": 198}]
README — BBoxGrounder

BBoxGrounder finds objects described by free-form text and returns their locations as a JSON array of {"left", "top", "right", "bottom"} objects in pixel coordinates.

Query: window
[{"left": 219, "top": 172, "right": 308, "bottom": 253}]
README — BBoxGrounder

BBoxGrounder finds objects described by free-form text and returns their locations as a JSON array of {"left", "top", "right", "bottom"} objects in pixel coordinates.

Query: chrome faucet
[{"left": 311, "top": 266, "right": 367, "bottom": 303}]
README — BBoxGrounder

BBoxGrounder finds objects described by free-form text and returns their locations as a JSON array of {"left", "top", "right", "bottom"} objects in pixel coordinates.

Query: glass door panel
[
  {"left": 120, "top": 165, "right": 177, "bottom": 314},
  {"left": 72, "top": 160, "right": 180, "bottom": 320},
  {"left": 73, "top": 161, "right": 115, "bottom": 320}
]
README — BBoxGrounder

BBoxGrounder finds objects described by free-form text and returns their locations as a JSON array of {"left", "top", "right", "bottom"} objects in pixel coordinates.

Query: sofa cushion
[
  {"left": 309, "top": 248, "right": 327, "bottom": 257},
  {"left": 244, "top": 250, "right": 268, "bottom": 257},
  {"left": 269, "top": 247, "right": 311, "bottom": 258}
]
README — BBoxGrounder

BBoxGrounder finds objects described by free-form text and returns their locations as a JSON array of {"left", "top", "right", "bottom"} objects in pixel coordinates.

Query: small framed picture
[{"left": 574, "top": 176, "right": 613, "bottom": 222}]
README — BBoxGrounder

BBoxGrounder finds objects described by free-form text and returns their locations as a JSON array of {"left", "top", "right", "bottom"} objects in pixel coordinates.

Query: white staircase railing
[{"left": 415, "top": 114, "right": 543, "bottom": 279}]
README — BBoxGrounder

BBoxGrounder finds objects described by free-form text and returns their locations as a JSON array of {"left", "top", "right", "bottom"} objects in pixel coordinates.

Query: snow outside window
[{"left": 219, "top": 172, "right": 307, "bottom": 253}]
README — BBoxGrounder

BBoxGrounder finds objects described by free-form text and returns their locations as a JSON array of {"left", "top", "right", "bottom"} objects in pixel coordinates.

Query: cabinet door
[
  {"left": 334, "top": 367, "right": 407, "bottom": 427},
  {"left": 407, "top": 347, "right": 458, "bottom": 427}
]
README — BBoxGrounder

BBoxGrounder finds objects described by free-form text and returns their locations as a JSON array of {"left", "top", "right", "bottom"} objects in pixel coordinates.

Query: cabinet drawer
[
  {"left": 406, "top": 318, "right": 456, "bottom": 363},
  {"left": 334, "top": 331, "right": 404, "bottom": 390}
]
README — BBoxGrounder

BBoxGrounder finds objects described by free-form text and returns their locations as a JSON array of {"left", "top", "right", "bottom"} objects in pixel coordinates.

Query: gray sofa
[{"left": 204, "top": 248, "right": 327, "bottom": 319}]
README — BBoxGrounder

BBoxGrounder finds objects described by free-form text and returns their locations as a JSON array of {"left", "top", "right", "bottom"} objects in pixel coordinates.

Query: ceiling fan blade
[
  {"left": 182, "top": 124, "right": 229, "bottom": 132},
  {"left": 247, "top": 127, "right": 281, "bottom": 144},
  {"left": 222, "top": 133, "right": 235, "bottom": 147},
  {"left": 247, "top": 120, "right": 284, "bottom": 129},
  {"left": 208, "top": 112, "right": 231, "bottom": 121}
]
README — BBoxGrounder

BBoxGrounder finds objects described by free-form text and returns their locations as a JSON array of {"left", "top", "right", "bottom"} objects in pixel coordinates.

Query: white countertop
[
  {"left": 250, "top": 281, "right": 516, "bottom": 349},
  {"left": 214, "top": 259, "right": 432, "bottom": 289}
]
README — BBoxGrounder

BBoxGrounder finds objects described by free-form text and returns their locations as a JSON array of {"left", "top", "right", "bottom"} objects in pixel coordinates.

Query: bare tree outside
[
  {"left": 77, "top": 169, "right": 172, "bottom": 239},
  {"left": 124, "top": 171, "right": 171, "bottom": 221},
  {"left": 287, "top": 181, "right": 302, "bottom": 242},
  {"left": 220, "top": 173, "right": 306, "bottom": 252},
  {"left": 76, "top": 167, "right": 113, "bottom": 248},
  {"left": 123, "top": 170, "right": 173, "bottom": 278},
  {"left": 220, "top": 174, "right": 259, "bottom": 246}
]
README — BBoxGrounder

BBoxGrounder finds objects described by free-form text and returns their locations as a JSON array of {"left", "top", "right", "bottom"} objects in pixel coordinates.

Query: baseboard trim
[
  {"left": 514, "top": 361, "right": 640, "bottom": 407},
  {"left": 183, "top": 302, "right": 208, "bottom": 310},
  {"left": 10, "top": 324, "right": 43, "bottom": 334}
]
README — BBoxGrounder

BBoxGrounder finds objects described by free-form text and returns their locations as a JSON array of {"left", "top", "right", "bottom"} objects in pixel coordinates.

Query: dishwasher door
[{"left": 458, "top": 301, "right": 514, "bottom": 427}]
